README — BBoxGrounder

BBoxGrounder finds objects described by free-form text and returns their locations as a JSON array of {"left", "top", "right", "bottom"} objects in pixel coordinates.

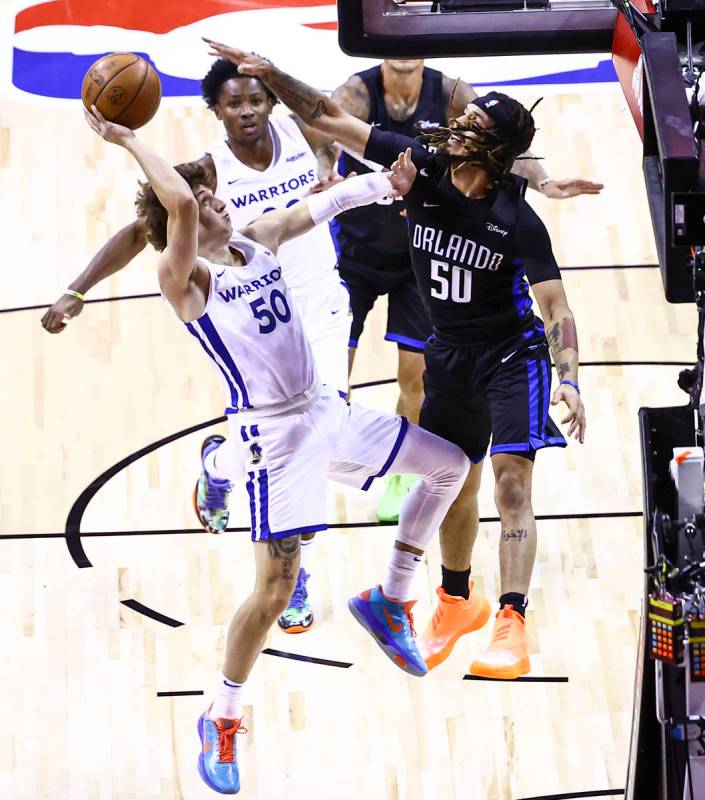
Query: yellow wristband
[{"left": 64, "top": 289, "right": 85, "bottom": 302}]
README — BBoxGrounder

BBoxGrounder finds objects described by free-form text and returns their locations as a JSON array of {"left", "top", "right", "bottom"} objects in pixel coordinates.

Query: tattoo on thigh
[
  {"left": 267, "top": 536, "right": 300, "bottom": 582},
  {"left": 502, "top": 529, "right": 528, "bottom": 542}
]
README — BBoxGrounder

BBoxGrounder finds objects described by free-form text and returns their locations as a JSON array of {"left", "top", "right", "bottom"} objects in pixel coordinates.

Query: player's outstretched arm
[
  {"left": 84, "top": 107, "right": 202, "bottom": 319},
  {"left": 41, "top": 220, "right": 148, "bottom": 333},
  {"left": 203, "top": 39, "right": 371, "bottom": 156},
  {"left": 532, "top": 279, "right": 586, "bottom": 443}
]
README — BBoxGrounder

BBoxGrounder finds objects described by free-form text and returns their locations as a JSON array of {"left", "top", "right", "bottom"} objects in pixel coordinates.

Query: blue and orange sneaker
[
  {"left": 348, "top": 585, "right": 428, "bottom": 677},
  {"left": 197, "top": 707, "right": 246, "bottom": 794},
  {"left": 193, "top": 435, "right": 232, "bottom": 534},
  {"left": 278, "top": 568, "right": 314, "bottom": 633}
]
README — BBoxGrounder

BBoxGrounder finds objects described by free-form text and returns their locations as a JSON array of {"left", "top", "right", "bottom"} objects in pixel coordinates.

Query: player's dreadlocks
[{"left": 417, "top": 91, "right": 541, "bottom": 189}]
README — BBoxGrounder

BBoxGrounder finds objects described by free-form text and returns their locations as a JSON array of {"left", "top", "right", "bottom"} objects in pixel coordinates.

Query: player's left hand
[
  {"left": 541, "top": 177, "right": 604, "bottom": 199},
  {"left": 551, "top": 384, "right": 586, "bottom": 443},
  {"left": 203, "top": 38, "right": 272, "bottom": 77},
  {"left": 84, "top": 105, "right": 135, "bottom": 146},
  {"left": 388, "top": 148, "right": 417, "bottom": 197}
]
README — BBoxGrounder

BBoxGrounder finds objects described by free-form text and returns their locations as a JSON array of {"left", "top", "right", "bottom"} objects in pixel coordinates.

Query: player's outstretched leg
[
  {"left": 198, "top": 536, "right": 301, "bottom": 793},
  {"left": 470, "top": 453, "right": 534, "bottom": 679},
  {"left": 194, "top": 435, "right": 233, "bottom": 533},
  {"left": 350, "top": 423, "right": 470, "bottom": 676}
]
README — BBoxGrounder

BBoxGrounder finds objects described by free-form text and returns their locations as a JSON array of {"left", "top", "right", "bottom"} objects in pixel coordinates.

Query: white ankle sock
[
  {"left": 382, "top": 548, "right": 422, "bottom": 602},
  {"left": 210, "top": 673, "right": 244, "bottom": 721},
  {"left": 299, "top": 537, "right": 314, "bottom": 573}
]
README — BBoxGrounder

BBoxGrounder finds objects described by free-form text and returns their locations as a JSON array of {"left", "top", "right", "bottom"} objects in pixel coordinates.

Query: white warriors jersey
[
  {"left": 184, "top": 233, "right": 318, "bottom": 415},
  {"left": 206, "top": 115, "right": 339, "bottom": 298}
]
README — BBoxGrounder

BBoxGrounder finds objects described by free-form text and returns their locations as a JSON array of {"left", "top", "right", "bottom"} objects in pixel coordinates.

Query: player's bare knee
[{"left": 494, "top": 471, "right": 531, "bottom": 516}]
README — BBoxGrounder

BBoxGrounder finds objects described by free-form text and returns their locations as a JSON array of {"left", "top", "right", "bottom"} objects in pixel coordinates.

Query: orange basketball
[{"left": 81, "top": 53, "right": 162, "bottom": 130}]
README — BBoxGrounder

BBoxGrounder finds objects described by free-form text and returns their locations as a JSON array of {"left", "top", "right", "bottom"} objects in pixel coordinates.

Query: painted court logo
[{"left": 7, "top": 0, "right": 338, "bottom": 100}]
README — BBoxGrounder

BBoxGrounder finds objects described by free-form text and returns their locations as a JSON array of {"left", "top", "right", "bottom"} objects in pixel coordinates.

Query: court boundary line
[
  {"left": 0, "top": 511, "right": 644, "bottom": 542},
  {"left": 0, "top": 264, "right": 659, "bottom": 315}
]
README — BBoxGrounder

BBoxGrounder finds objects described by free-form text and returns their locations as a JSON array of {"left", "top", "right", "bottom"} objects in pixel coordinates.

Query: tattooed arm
[
  {"left": 203, "top": 39, "right": 373, "bottom": 155},
  {"left": 532, "top": 279, "right": 586, "bottom": 442}
]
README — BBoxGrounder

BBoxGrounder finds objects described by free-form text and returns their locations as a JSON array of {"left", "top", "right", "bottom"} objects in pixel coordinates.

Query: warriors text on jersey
[
  {"left": 206, "top": 116, "right": 339, "bottom": 298},
  {"left": 336, "top": 66, "right": 446, "bottom": 269},
  {"left": 364, "top": 129, "right": 562, "bottom": 344},
  {"left": 183, "top": 233, "right": 317, "bottom": 415}
]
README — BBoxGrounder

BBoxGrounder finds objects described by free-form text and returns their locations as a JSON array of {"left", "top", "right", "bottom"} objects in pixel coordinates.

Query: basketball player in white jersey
[
  {"left": 42, "top": 59, "right": 349, "bottom": 634},
  {"left": 84, "top": 105, "right": 469, "bottom": 795}
]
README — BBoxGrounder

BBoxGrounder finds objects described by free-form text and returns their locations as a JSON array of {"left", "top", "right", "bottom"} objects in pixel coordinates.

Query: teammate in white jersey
[
  {"left": 84, "top": 107, "right": 470, "bottom": 795},
  {"left": 41, "top": 59, "right": 350, "bottom": 633}
]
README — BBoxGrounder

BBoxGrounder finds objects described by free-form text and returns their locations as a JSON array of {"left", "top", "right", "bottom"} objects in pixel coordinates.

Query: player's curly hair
[
  {"left": 417, "top": 94, "right": 539, "bottom": 188},
  {"left": 201, "top": 58, "right": 278, "bottom": 109},
  {"left": 135, "top": 162, "right": 208, "bottom": 252}
]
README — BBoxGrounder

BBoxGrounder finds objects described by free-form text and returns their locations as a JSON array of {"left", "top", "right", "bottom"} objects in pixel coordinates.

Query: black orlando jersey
[
  {"left": 364, "top": 128, "right": 561, "bottom": 344},
  {"left": 336, "top": 66, "right": 446, "bottom": 268}
]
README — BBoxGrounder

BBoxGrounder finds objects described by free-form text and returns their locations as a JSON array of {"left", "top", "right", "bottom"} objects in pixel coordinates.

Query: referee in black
[{"left": 205, "top": 41, "right": 587, "bottom": 679}]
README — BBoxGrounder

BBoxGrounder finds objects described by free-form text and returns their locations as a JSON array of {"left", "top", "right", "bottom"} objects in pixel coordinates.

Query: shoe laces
[
  {"left": 403, "top": 601, "right": 417, "bottom": 638},
  {"left": 288, "top": 570, "right": 309, "bottom": 609},
  {"left": 215, "top": 719, "right": 247, "bottom": 764},
  {"left": 205, "top": 474, "right": 231, "bottom": 509}
]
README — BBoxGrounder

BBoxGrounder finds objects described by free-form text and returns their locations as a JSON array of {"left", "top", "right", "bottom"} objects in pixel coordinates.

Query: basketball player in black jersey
[
  {"left": 204, "top": 40, "right": 587, "bottom": 679},
  {"left": 333, "top": 60, "right": 601, "bottom": 524}
]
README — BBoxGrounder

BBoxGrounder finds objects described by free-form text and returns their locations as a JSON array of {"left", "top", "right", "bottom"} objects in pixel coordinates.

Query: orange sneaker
[
  {"left": 418, "top": 582, "right": 491, "bottom": 670},
  {"left": 469, "top": 605, "right": 530, "bottom": 680}
]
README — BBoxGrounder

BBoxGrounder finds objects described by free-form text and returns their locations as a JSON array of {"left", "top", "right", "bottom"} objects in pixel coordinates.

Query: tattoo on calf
[{"left": 502, "top": 529, "right": 528, "bottom": 542}]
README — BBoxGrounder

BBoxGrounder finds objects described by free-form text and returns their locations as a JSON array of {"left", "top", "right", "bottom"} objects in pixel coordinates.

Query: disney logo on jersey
[
  {"left": 217, "top": 268, "right": 282, "bottom": 302},
  {"left": 413, "top": 224, "right": 504, "bottom": 272},
  {"left": 486, "top": 223, "right": 508, "bottom": 237},
  {"left": 228, "top": 169, "right": 315, "bottom": 207}
]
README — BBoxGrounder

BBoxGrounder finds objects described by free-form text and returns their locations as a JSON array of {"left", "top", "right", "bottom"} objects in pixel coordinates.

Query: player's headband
[{"left": 472, "top": 92, "right": 541, "bottom": 143}]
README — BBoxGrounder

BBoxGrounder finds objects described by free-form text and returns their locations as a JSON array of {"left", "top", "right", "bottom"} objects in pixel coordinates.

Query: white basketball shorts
[
  {"left": 223, "top": 387, "right": 408, "bottom": 540},
  {"left": 294, "top": 279, "right": 351, "bottom": 397}
]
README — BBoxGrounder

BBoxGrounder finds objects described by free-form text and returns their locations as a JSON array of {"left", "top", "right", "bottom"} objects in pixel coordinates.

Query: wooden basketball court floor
[{"left": 0, "top": 23, "right": 699, "bottom": 800}]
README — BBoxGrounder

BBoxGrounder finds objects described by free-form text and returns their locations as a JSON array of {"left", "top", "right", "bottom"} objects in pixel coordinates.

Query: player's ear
[{"left": 212, "top": 104, "right": 223, "bottom": 121}]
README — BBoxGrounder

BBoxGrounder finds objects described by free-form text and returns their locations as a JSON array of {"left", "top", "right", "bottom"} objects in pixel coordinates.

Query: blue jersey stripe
[
  {"left": 185, "top": 322, "right": 239, "bottom": 409},
  {"left": 198, "top": 314, "right": 252, "bottom": 409},
  {"left": 527, "top": 360, "right": 539, "bottom": 443}
]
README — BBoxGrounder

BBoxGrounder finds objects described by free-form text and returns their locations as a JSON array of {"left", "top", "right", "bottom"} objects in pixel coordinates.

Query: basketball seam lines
[
  {"left": 90, "top": 54, "right": 140, "bottom": 110},
  {"left": 113, "top": 63, "right": 152, "bottom": 125}
]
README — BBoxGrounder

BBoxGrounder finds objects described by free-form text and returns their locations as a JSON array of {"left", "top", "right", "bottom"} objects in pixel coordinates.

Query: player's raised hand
[
  {"left": 84, "top": 105, "right": 134, "bottom": 146},
  {"left": 541, "top": 177, "right": 604, "bottom": 199},
  {"left": 387, "top": 148, "right": 417, "bottom": 197},
  {"left": 40, "top": 293, "right": 84, "bottom": 334},
  {"left": 203, "top": 38, "right": 273, "bottom": 77},
  {"left": 551, "top": 383, "right": 586, "bottom": 443}
]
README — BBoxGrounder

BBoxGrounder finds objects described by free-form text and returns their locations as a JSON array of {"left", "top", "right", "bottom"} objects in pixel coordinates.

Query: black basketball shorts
[
  {"left": 419, "top": 325, "right": 567, "bottom": 463},
  {"left": 338, "top": 255, "right": 433, "bottom": 353}
]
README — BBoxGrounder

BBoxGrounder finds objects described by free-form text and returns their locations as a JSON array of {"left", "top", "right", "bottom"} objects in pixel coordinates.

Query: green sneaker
[{"left": 376, "top": 474, "right": 418, "bottom": 523}]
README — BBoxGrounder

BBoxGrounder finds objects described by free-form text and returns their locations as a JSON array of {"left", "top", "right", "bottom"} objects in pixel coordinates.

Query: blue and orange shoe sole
[{"left": 348, "top": 596, "right": 427, "bottom": 677}]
